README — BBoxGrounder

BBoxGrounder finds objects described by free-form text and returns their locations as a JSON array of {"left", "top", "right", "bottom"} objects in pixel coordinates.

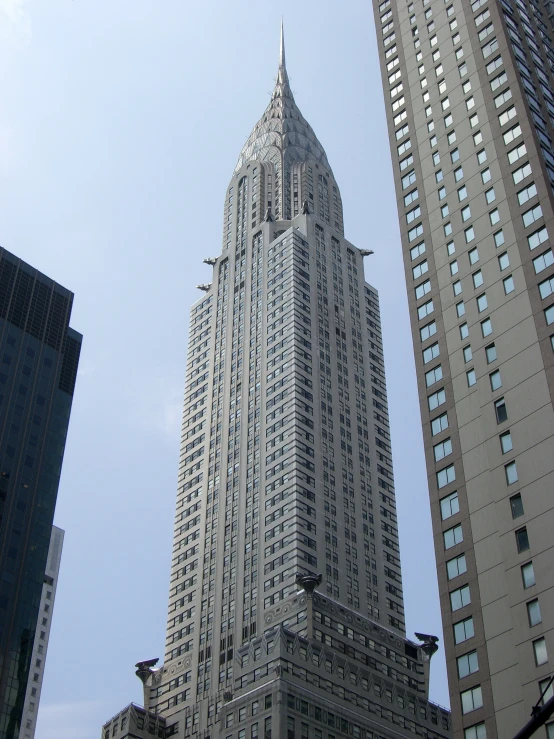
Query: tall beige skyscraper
[
  {"left": 100, "top": 28, "right": 451, "bottom": 739},
  {"left": 372, "top": 0, "right": 554, "bottom": 736}
]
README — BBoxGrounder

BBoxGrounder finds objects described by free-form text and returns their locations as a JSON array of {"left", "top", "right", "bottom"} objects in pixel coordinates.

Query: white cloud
[
  {"left": 36, "top": 701, "right": 101, "bottom": 739},
  {"left": 0, "top": 0, "right": 32, "bottom": 49}
]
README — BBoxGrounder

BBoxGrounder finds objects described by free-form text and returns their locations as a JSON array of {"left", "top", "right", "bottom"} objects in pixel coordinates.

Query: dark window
[
  {"left": 495, "top": 397, "right": 508, "bottom": 423},
  {"left": 516, "top": 527, "right": 530, "bottom": 553},
  {"left": 510, "top": 493, "right": 524, "bottom": 519}
]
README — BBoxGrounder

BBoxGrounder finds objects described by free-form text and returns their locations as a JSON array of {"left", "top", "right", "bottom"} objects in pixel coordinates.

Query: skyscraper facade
[
  {"left": 101, "top": 30, "right": 451, "bottom": 739},
  {"left": 17, "top": 525, "right": 64, "bottom": 739},
  {"left": 0, "top": 249, "right": 81, "bottom": 739},
  {"left": 372, "top": 0, "right": 554, "bottom": 734}
]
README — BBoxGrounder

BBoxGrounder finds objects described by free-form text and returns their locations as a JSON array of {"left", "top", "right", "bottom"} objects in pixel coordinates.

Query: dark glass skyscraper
[{"left": 0, "top": 247, "right": 81, "bottom": 739}]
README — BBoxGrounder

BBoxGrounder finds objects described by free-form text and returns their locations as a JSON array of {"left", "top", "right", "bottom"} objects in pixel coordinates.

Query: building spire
[
  {"left": 277, "top": 19, "right": 289, "bottom": 86},
  {"left": 279, "top": 18, "right": 286, "bottom": 70}
]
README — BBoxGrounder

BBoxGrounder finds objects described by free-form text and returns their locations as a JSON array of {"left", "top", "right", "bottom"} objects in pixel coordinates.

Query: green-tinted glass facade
[{"left": 0, "top": 248, "right": 81, "bottom": 739}]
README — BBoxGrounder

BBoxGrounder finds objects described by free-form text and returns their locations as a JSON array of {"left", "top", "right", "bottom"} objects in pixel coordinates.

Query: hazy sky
[{"left": 0, "top": 1, "right": 450, "bottom": 735}]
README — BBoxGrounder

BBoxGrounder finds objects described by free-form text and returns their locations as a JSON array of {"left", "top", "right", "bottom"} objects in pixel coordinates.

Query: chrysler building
[{"left": 100, "top": 27, "right": 451, "bottom": 739}]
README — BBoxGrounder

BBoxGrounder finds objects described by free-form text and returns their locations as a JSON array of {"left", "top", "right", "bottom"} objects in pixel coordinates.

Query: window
[
  {"left": 465, "top": 226, "right": 475, "bottom": 243},
  {"left": 528, "top": 599, "right": 542, "bottom": 626},
  {"left": 463, "top": 80, "right": 472, "bottom": 94},
  {"left": 454, "top": 616, "right": 474, "bottom": 644},
  {"left": 448, "top": 130, "right": 457, "bottom": 145},
  {"left": 473, "top": 270, "right": 484, "bottom": 288},
  {"left": 402, "top": 170, "right": 417, "bottom": 189},
  {"left": 464, "top": 724, "right": 486, "bottom": 739},
  {"left": 439, "top": 186, "right": 447, "bottom": 199},
  {"left": 504, "top": 123, "right": 522, "bottom": 145},
  {"left": 508, "top": 143, "right": 527, "bottom": 164},
  {"left": 435, "top": 438, "right": 453, "bottom": 461},
  {"left": 442, "top": 204, "right": 450, "bottom": 218},
  {"left": 407, "top": 205, "right": 421, "bottom": 223},
  {"left": 418, "top": 299, "right": 434, "bottom": 319},
  {"left": 513, "top": 162, "right": 532, "bottom": 185},
  {"left": 410, "top": 241, "right": 426, "bottom": 260},
  {"left": 495, "top": 397, "right": 507, "bottom": 423},
  {"left": 436, "top": 169, "right": 444, "bottom": 182},
  {"left": 423, "top": 343, "right": 440, "bottom": 364},
  {"left": 458, "top": 186, "right": 468, "bottom": 201},
  {"left": 494, "top": 88, "right": 513, "bottom": 107},
  {"left": 546, "top": 305, "right": 554, "bottom": 325},
  {"left": 467, "top": 369, "right": 477, "bottom": 386},
  {"left": 481, "top": 168, "right": 491, "bottom": 184},
  {"left": 428, "top": 387, "right": 446, "bottom": 409},
  {"left": 481, "top": 318, "right": 492, "bottom": 337},
  {"left": 463, "top": 345, "right": 473, "bottom": 363},
  {"left": 510, "top": 494, "right": 524, "bottom": 520},
  {"left": 498, "top": 251, "right": 510, "bottom": 270},
  {"left": 459, "top": 62, "right": 468, "bottom": 76},
  {"left": 445, "top": 113, "right": 454, "bottom": 127},
  {"left": 477, "top": 293, "right": 488, "bottom": 312},
  {"left": 489, "top": 208, "right": 500, "bottom": 225},
  {"left": 431, "top": 412, "right": 449, "bottom": 436},
  {"left": 447, "top": 241, "right": 455, "bottom": 255},
  {"left": 486, "top": 54, "right": 503, "bottom": 74},
  {"left": 505, "top": 460, "right": 518, "bottom": 484},
  {"left": 453, "top": 280, "right": 462, "bottom": 296},
  {"left": 469, "top": 248, "right": 479, "bottom": 265},
  {"left": 404, "top": 188, "right": 419, "bottom": 206},
  {"left": 451, "top": 260, "right": 459, "bottom": 276},
  {"left": 444, "top": 523, "right": 463, "bottom": 550},
  {"left": 400, "top": 153, "right": 414, "bottom": 171},
  {"left": 490, "top": 370, "right": 502, "bottom": 390},
  {"left": 473, "top": 131, "right": 483, "bottom": 146},
  {"left": 437, "top": 464, "right": 456, "bottom": 489},
  {"left": 451, "top": 584, "right": 471, "bottom": 611},
  {"left": 445, "top": 222, "right": 453, "bottom": 236},
  {"left": 456, "top": 47, "right": 464, "bottom": 60},
  {"left": 457, "top": 301, "right": 466, "bottom": 317},
  {"left": 485, "top": 187, "right": 495, "bottom": 203},
  {"left": 462, "top": 205, "right": 471, "bottom": 222},
  {"left": 455, "top": 166, "right": 464, "bottom": 181},
  {"left": 447, "top": 553, "right": 467, "bottom": 579},
  {"left": 420, "top": 320, "right": 437, "bottom": 341},
  {"left": 500, "top": 431, "right": 512, "bottom": 453},
  {"left": 408, "top": 223, "right": 424, "bottom": 242},
  {"left": 451, "top": 148, "right": 460, "bottom": 163},
  {"left": 415, "top": 280, "right": 431, "bottom": 300},
  {"left": 490, "top": 70, "right": 507, "bottom": 90},
  {"left": 522, "top": 562, "right": 535, "bottom": 589},
  {"left": 413, "top": 260, "right": 429, "bottom": 279},
  {"left": 540, "top": 680, "right": 554, "bottom": 706},
  {"left": 518, "top": 182, "right": 537, "bottom": 205},
  {"left": 503, "top": 275, "right": 515, "bottom": 294},
  {"left": 460, "top": 323, "right": 469, "bottom": 340},
  {"left": 533, "top": 250, "right": 554, "bottom": 274},
  {"left": 433, "top": 151, "right": 441, "bottom": 165},
  {"left": 442, "top": 97, "right": 451, "bottom": 111},
  {"left": 534, "top": 638, "right": 548, "bottom": 666},
  {"left": 461, "top": 686, "right": 483, "bottom": 714},
  {"left": 499, "top": 105, "right": 516, "bottom": 126},
  {"left": 516, "top": 527, "right": 529, "bottom": 553},
  {"left": 523, "top": 204, "right": 543, "bottom": 227},
  {"left": 426, "top": 365, "right": 443, "bottom": 386},
  {"left": 466, "top": 96, "right": 475, "bottom": 111},
  {"left": 494, "top": 230, "right": 505, "bottom": 247},
  {"left": 458, "top": 651, "right": 479, "bottom": 679}
]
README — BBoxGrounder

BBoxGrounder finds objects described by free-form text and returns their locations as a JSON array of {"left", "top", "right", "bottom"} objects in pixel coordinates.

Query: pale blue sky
[{"left": 0, "top": 1, "right": 450, "bottom": 736}]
